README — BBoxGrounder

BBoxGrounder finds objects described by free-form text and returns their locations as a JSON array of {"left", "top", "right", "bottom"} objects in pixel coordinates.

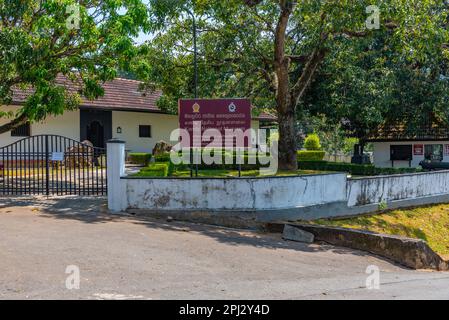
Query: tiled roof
[
  {"left": 11, "top": 74, "right": 277, "bottom": 121},
  {"left": 367, "top": 122, "right": 449, "bottom": 142},
  {"left": 12, "top": 75, "right": 163, "bottom": 113},
  {"left": 253, "top": 111, "right": 277, "bottom": 122}
]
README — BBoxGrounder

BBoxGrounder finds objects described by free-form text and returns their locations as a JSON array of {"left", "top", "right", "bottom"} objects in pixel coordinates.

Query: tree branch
[
  {"left": 290, "top": 46, "right": 328, "bottom": 106},
  {"left": 0, "top": 113, "right": 29, "bottom": 135}
]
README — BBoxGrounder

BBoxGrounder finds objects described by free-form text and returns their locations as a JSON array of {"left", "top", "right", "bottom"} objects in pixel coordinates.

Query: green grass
[
  {"left": 133, "top": 167, "right": 324, "bottom": 178},
  {"left": 171, "top": 169, "right": 321, "bottom": 178},
  {"left": 314, "top": 204, "right": 449, "bottom": 257},
  {"left": 133, "top": 163, "right": 170, "bottom": 177}
]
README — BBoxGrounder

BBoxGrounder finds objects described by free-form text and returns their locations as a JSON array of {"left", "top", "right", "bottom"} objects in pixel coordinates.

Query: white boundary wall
[
  {"left": 106, "top": 140, "right": 347, "bottom": 212},
  {"left": 107, "top": 141, "right": 449, "bottom": 214},
  {"left": 124, "top": 174, "right": 347, "bottom": 211},
  {"left": 347, "top": 170, "right": 449, "bottom": 207}
]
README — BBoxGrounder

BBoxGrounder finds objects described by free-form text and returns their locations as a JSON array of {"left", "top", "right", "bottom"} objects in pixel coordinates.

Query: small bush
[
  {"left": 128, "top": 153, "right": 152, "bottom": 166},
  {"left": 135, "top": 162, "right": 171, "bottom": 177},
  {"left": 304, "top": 134, "right": 321, "bottom": 151},
  {"left": 297, "top": 161, "right": 421, "bottom": 176},
  {"left": 155, "top": 150, "right": 271, "bottom": 171},
  {"left": 154, "top": 152, "right": 171, "bottom": 163},
  {"left": 297, "top": 150, "right": 325, "bottom": 161}
]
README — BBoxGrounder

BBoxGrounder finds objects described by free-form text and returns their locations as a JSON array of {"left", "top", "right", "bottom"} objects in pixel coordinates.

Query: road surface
[{"left": 0, "top": 196, "right": 448, "bottom": 300}]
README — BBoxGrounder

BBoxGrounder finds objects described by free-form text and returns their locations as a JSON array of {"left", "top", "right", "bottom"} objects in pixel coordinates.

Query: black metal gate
[{"left": 0, "top": 135, "right": 107, "bottom": 196}]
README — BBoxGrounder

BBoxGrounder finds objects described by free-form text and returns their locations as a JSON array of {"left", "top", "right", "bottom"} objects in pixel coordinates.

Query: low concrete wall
[
  {"left": 107, "top": 141, "right": 449, "bottom": 220},
  {"left": 292, "top": 224, "right": 448, "bottom": 270},
  {"left": 123, "top": 173, "right": 347, "bottom": 211},
  {"left": 347, "top": 170, "right": 449, "bottom": 207}
]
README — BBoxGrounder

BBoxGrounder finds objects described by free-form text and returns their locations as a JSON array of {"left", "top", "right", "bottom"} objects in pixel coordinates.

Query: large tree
[
  {"left": 304, "top": 28, "right": 449, "bottom": 148},
  {"left": 0, "top": 0, "right": 149, "bottom": 134},
  {"left": 137, "top": 0, "right": 448, "bottom": 170}
]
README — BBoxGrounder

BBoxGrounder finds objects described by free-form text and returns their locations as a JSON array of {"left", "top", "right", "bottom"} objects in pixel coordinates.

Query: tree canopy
[
  {"left": 304, "top": 27, "right": 449, "bottom": 145},
  {"left": 0, "top": 0, "right": 150, "bottom": 133},
  {"left": 135, "top": 0, "right": 449, "bottom": 169}
]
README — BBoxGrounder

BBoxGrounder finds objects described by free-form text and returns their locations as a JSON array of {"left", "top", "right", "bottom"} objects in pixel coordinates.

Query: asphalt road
[{"left": 0, "top": 196, "right": 449, "bottom": 300}]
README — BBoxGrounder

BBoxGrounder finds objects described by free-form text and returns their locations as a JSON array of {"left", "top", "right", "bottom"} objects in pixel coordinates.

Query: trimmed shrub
[
  {"left": 154, "top": 152, "right": 171, "bottom": 163},
  {"left": 155, "top": 150, "right": 271, "bottom": 171},
  {"left": 304, "top": 134, "right": 321, "bottom": 151},
  {"left": 128, "top": 153, "right": 152, "bottom": 166},
  {"left": 297, "top": 161, "right": 422, "bottom": 176},
  {"left": 297, "top": 150, "right": 325, "bottom": 161},
  {"left": 135, "top": 162, "right": 171, "bottom": 177}
]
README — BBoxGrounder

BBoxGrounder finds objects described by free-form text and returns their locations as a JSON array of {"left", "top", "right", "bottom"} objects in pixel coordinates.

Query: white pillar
[{"left": 107, "top": 139, "right": 127, "bottom": 212}]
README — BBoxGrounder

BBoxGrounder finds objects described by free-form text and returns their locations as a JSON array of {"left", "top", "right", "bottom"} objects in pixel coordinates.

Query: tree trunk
[
  {"left": 273, "top": 2, "right": 297, "bottom": 171},
  {"left": 0, "top": 113, "right": 28, "bottom": 135},
  {"left": 277, "top": 109, "right": 298, "bottom": 171}
]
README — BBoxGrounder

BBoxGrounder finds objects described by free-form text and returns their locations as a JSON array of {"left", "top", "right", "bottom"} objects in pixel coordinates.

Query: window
[
  {"left": 390, "top": 145, "right": 412, "bottom": 161},
  {"left": 139, "top": 125, "right": 152, "bottom": 138},
  {"left": 425, "top": 144, "right": 443, "bottom": 162},
  {"left": 11, "top": 123, "right": 31, "bottom": 137}
]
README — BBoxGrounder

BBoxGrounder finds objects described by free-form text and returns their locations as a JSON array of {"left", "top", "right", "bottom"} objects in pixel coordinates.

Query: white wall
[
  {"left": 112, "top": 111, "right": 179, "bottom": 153},
  {"left": 123, "top": 173, "right": 347, "bottom": 211},
  {"left": 373, "top": 141, "right": 449, "bottom": 168},
  {"left": 106, "top": 142, "right": 449, "bottom": 215},
  {"left": 0, "top": 105, "right": 80, "bottom": 147},
  {"left": 347, "top": 170, "right": 449, "bottom": 206}
]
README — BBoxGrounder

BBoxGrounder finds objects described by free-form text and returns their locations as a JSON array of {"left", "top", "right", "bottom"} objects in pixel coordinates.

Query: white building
[
  {"left": 368, "top": 124, "right": 449, "bottom": 168},
  {"left": 0, "top": 77, "right": 275, "bottom": 152}
]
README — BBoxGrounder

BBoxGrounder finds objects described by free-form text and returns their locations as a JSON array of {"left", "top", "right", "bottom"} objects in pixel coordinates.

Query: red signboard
[
  {"left": 414, "top": 144, "right": 424, "bottom": 156},
  {"left": 179, "top": 99, "right": 252, "bottom": 148}
]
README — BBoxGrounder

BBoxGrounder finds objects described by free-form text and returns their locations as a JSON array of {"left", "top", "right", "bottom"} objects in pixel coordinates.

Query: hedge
[
  {"left": 134, "top": 162, "right": 174, "bottom": 177},
  {"left": 155, "top": 151, "right": 271, "bottom": 170},
  {"left": 154, "top": 152, "right": 172, "bottom": 163},
  {"left": 128, "top": 153, "right": 152, "bottom": 166},
  {"left": 297, "top": 161, "right": 422, "bottom": 176},
  {"left": 297, "top": 150, "right": 325, "bottom": 161}
]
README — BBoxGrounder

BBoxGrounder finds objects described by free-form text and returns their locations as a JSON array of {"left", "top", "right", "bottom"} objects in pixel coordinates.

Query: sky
[{"left": 135, "top": 31, "right": 153, "bottom": 45}]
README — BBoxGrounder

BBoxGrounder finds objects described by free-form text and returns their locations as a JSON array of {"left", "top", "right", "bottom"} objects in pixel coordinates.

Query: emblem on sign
[
  {"left": 228, "top": 102, "right": 236, "bottom": 113},
  {"left": 192, "top": 103, "right": 200, "bottom": 113}
]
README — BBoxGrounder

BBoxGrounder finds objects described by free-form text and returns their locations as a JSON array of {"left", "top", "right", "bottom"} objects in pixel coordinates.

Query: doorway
[
  {"left": 87, "top": 120, "right": 105, "bottom": 149},
  {"left": 80, "top": 110, "right": 112, "bottom": 148}
]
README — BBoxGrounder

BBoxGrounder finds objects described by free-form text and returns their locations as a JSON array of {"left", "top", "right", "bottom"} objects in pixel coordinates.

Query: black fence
[{"left": 0, "top": 135, "right": 107, "bottom": 196}]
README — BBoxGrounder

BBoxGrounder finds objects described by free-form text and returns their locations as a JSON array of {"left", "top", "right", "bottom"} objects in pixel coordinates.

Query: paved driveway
[{"left": 0, "top": 196, "right": 449, "bottom": 300}]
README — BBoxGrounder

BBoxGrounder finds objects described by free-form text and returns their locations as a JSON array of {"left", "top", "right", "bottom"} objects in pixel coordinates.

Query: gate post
[
  {"left": 107, "top": 139, "right": 127, "bottom": 212},
  {"left": 45, "top": 135, "right": 50, "bottom": 196}
]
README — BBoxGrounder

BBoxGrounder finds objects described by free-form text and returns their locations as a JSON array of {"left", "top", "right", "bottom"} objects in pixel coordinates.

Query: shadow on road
[{"left": 0, "top": 195, "right": 408, "bottom": 268}]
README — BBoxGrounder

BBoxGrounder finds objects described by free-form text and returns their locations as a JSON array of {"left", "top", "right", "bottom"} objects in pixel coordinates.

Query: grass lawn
[
  {"left": 314, "top": 204, "right": 449, "bottom": 257},
  {"left": 1, "top": 167, "right": 106, "bottom": 178},
  {"left": 171, "top": 169, "right": 322, "bottom": 177}
]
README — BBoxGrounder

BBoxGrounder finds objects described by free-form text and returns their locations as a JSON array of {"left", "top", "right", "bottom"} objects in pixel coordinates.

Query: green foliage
[
  {"left": 154, "top": 149, "right": 271, "bottom": 170},
  {"left": 128, "top": 153, "right": 152, "bottom": 166},
  {"left": 304, "top": 14, "right": 449, "bottom": 142},
  {"left": 304, "top": 134, "right": 322, "bottom": 151},
  {"left": 134, "top": 162, "right": 172, "bottom": 177},
  {"left": 297, "top": 151, "right": 326, "bottom": 161},
  {"left": 378, "top": 201, "right": 388, "bottom": 211},
  {"left": 343, "top": 138, "right": 359, "bottom": 155},
  {"left": 297, "top": 161, "right": 422, "bottom": 176},
  {"left": 137, "top": 0, "right": 448, "bottom": 120},
  {"left": 154, "top": 152, "right": 172, "bottom": 163},
  {"left": 310, "top": 115, "right": 349, "bottom": 157},
  {"left": 314, "top": 203, "right": 449, "bottom": 255},
  {"left": 0, "top": 0, "right": 150, "bottom": 132},
  {"left": 268, "top": 131, "right": 279, "bottom": 146}
]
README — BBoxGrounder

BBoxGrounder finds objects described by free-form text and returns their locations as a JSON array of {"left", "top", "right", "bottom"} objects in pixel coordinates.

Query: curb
[{"left": 267, "top": 223, "right": 448, "bottom": 270}]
